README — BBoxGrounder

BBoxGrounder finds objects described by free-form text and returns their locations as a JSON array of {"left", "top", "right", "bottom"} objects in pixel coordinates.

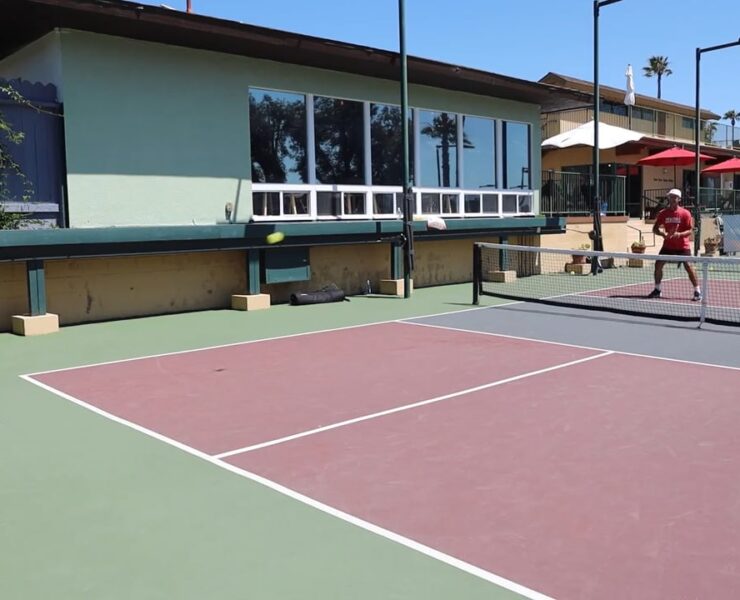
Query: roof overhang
[
  {"left": 540, "top": 72, "right": 720, "bottom": 120},
  {"left": 0, "top": 0, "right": 589, "bottom": 111}
]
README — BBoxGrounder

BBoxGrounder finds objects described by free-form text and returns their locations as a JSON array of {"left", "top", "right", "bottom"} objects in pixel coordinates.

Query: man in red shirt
[{"left": 647, "top": 188, "right": 701, "bottom": 301}]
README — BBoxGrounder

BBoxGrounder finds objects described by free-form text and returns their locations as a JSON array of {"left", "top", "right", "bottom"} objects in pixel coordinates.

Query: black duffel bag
[{"left": 290, "top": 284, "right": 348, "bottom": 306}]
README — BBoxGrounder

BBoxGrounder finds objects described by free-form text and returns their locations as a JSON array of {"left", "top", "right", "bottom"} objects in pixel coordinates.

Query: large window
[
  {"left": 463, "top": 116, "right": 496, "bottom": 189},
  {"left": 370, "top": 104, "right": 414, "bottom": 186},
  {"left": 419, "top": 111, "right": 458, "bottom": 188},
  {"left": 314, "top": 96, "right": 364, "bottom": 184},
  {"left": 249, "top": 89, "right": 307, "bottom": 183},
  {"left": 250, "top": 89, "right": 535, "bottom": 220},
  {"left": 503, "top": 122, "right": 531, "bottom": 190}
]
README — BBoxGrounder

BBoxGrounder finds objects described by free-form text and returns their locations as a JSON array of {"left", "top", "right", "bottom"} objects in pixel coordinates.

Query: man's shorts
[{"left": 659, "top": 247, "right": 692, "bottom": 256}]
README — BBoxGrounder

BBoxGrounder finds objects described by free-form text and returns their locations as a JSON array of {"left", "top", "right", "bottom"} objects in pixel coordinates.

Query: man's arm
[{"left": 653, "top": 212, "right": 664, "bottom": 238}]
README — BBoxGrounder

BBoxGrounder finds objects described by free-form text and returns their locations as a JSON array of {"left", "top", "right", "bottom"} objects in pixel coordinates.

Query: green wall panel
[{"left": 57, "top": 30, "right": 542, "bottom": 227}]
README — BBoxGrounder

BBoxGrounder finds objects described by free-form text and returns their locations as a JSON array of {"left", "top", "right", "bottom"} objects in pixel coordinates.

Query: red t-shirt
[{"left": 655, "top": 206, "right": 693, "bottom": 250}]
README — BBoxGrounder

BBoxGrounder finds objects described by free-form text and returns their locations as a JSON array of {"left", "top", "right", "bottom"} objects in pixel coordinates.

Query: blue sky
[{"left": 148, "top": 0, "right": 740, "bottom": 120}]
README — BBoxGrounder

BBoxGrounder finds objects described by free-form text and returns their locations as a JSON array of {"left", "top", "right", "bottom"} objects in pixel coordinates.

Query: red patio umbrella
[
  {"left": 701, "top": 157, "right": 740, "bottom": 174},
  {"left": 637, "top": 146, "right": 714, "bottom": 167},
  {"left": 637, "top": 146, "right": 714, "bottom": 187}
]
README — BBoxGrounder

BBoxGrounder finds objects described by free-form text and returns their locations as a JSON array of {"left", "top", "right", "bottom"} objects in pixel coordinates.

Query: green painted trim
[
  {"left": 0, "top": 218, "right": 564, "bottom": 248},
  {"left": 0, "top": 218, "right": 565, "bottom": 262},
  {"left": 26, "top": 259, "right": 47, "bottom": 316},
  {"left": 247, "top": 250, "right": 260, "bottom": 295},
  {"left": 390, "top": 243, "right": 402, "bottom": 280}
]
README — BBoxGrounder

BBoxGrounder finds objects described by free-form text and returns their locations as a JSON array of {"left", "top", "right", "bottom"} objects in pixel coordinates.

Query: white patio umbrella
[
  {"left": 625, "top": 64, "right": 636, "bottom": 128},
  {"left": 624, "top": 64, "right": 636, "bottom": 107},
  {"left": 542, "top": 120, "right": 643, "bottom": 150}
]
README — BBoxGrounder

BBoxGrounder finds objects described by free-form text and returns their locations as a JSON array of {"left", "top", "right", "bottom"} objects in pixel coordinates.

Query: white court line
[
  {"left": 400, "top": 320, "right": 740, "bottom": 372},
  {"left": 20, "top": 374, "right": 556, "bottom": 600},
  {"left": 23, "top": 302, "right": 520, "bottom": 378},
  {"left": 214, "top": 351, "right": 613, "bottom": 459}
]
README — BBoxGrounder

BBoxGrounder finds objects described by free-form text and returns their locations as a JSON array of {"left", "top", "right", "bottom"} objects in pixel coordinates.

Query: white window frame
[
  {"left": 251, "top": 184, "right": 534, "bottom": 221},
  {"left": 248, "top": 88, "right": 536, "bottom": 222}
]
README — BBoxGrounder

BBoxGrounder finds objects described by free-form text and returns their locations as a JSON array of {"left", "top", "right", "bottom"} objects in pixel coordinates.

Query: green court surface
[{"left": 1, "top": 285, "right": 525, "bottom": 600}]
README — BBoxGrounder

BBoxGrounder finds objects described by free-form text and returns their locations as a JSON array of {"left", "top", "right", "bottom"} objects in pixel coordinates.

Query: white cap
[{"left": 667, "top": 188, "right": 682, "bottom": 199}]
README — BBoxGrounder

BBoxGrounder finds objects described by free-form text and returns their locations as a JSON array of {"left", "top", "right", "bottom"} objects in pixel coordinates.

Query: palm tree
[
  {"left": 723, "top": 109, "right": 738, "bottom": 148},
  {"left": 642, "top": 56, "right": 673, "bottom": 99}
]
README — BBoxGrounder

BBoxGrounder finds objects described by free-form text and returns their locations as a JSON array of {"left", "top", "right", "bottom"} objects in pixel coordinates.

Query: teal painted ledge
[{"left": 0, "top": 217, "right": 565, "bottom": 261}]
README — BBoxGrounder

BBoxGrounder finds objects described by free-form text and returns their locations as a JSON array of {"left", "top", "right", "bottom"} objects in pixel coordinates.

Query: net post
[
  {"left": 472, "top": 242, "right": 481, "bottom": 305},
  {"left": 698, "top": 259, "right": 709, "bottom": 327}
]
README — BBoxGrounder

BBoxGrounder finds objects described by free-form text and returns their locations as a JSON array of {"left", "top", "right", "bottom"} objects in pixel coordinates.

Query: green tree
[
  {"left": 642, "top": 56, "right": 673, "bottom": 99},
  {"left": 0, "top": 82, "right": 28, "bottom": 229},
  {"left": 702, "top": 120, "right": 718, "bottom": 144},
  {"left": 723, "top": 109, "right": 738, "bottom": 148}
]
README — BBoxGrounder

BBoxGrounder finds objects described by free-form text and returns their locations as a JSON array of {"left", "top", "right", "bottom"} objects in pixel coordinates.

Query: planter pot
[{"left": 631, "top": 245, "right": 646, "bottom": 254}]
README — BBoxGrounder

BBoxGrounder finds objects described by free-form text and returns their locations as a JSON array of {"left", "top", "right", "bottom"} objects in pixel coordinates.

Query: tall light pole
[
  {"left": 592, "top": 0, "right": 623, "bottom": 274},
  {"left": 694, "top": 38, "right": 740, "bottom": 255},
  {"left": 399, "top": 0, "right": 414, "bottom": 298}
]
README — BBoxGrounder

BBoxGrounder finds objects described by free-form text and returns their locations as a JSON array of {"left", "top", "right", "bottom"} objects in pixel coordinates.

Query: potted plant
[
  {"left": 704, "top": 235, "right": 721, "bottom": 255},
  {"left": 631, "top": 240, "right": 646, "bottom": 254},
  {"left": 571, "top": 243, "right": 591, "bottom": 264}
]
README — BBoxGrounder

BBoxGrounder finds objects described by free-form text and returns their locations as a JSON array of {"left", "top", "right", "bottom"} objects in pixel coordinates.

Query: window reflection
[
  {"left": 420, "top": 111, "right": 458, "bottom": 188},
  {"left": 283, "top": 192, "right": 308, "bottom": 215},
  {"left": 344, "top": 193, "right": 366, "bottom": 215},
  {"left": 253, "top": 192, "right": 280, "bottom": 216},
  {"left": 315, "top": 97, "right": 364, "bottom": 184},
  {"left": 482, "top": 193, "right": 499, "bottom": 213},
  {"left": 464, "top": 193, "right": 481, "bottom": 213},
  {"left": 370, "top": 104, "right": 414, "bottom": 186},
  {"left": 504, "top": 122, "right": 531, "bottom": 190},
  {"left": 421, "top": 192, "right": 441, "bottom": 213},
  {"left": 249, "top": 89, "right": 307, "bottom": 183},
  {"left": 502, "top": 194, "right": 518, "bottom": 212},
  {"left": 317, "top": 191, "right": 341, "bottom": 216},
  {"left": 463, "top": 116, "right": 496, "bottom": 189}
]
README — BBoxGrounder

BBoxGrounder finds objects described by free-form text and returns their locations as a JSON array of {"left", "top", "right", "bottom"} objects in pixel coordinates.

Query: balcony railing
[
  {"left": 643, "top": 187, "right": 739, "bottom": 220},
  {"left": 542, "top": 108, "right": 739, "bottom": 150},
  {"left": 541, "top": 170, "right": 626, "bottom": 216},
  {"left": 251, "top": 184, "right": 535, "bottom": 221}
]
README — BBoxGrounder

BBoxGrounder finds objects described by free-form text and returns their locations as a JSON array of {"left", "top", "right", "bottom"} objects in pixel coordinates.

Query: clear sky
[{"left": 147, "top": 0, "right": 740, "bottom": 120}]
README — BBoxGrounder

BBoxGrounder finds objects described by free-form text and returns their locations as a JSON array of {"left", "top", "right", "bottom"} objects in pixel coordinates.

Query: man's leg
[
  {"left": 648, "top": 260, "right": 665, "bottom": 298},
  {"left": 684, "top": 261, "right": 702, "bottom": 300},
  {"left": 654, "top": 260, "right": 665, "bottom": 285}
]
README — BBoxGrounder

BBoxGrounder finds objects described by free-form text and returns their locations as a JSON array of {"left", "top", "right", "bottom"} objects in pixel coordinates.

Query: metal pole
[
  {"left": 590, "top": 0, "right": 623, "bottom": 273},
  {"left": 399, "top": 0, "right": 413, "bottom": 298},
  {"left": 694, "top": 47, "right": 701, "bottom": 256},
  {"left": 591, "top": 0, "right": 604, "bottom": 273},
  {"left": 693, "top": 38, "right": 740, "bottom": 255}
]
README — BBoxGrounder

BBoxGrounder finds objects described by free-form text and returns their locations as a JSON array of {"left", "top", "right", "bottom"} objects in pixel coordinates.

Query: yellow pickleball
[{"left": 266, "top": 231, "right": 285, "bottom": 245}]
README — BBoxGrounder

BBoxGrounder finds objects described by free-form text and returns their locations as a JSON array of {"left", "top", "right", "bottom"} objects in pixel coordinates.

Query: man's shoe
[
  {"left": 647, "top": 289, "right": 662, "bottom": 299},
  {"left": 692, "top": 291, "right": 702, "bottom": 302}
]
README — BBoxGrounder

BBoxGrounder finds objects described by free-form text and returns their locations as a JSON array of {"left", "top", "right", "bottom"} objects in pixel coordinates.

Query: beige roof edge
[{"left": 540, "top": 72, "right": 721, "bottom": 120}]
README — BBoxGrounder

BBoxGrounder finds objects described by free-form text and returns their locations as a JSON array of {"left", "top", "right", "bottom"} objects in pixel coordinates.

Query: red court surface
[
  {"left": 585, "top": 278, "right": 740, "bottom": 309},
  {"left": 227, "top": 353, "right": 740, "bottom": 600},
  {"left": 33, "top": 322, "right": 596, "bottom": 454},
  {"left": 30, "top": 323, "right": 740, "bottom": 599}
]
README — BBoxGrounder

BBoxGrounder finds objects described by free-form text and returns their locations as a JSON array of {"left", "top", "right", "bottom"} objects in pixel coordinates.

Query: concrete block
[
  {"left": 379, "top": 279, "right": 413, "bottom": 296},
  {"left": 486, "top": 270, "right": 517, "bottom": 283},
  {"left": 12, "top": 313, "right": 59, "bottom": 336},
  {"left": 231, "top": 293, "right": 271, "bottom": 311}
]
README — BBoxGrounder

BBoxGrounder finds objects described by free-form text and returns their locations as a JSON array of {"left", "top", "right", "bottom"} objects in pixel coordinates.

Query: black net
[{"left": 473, "top": 243, "right": 740, "bottom": 326}]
